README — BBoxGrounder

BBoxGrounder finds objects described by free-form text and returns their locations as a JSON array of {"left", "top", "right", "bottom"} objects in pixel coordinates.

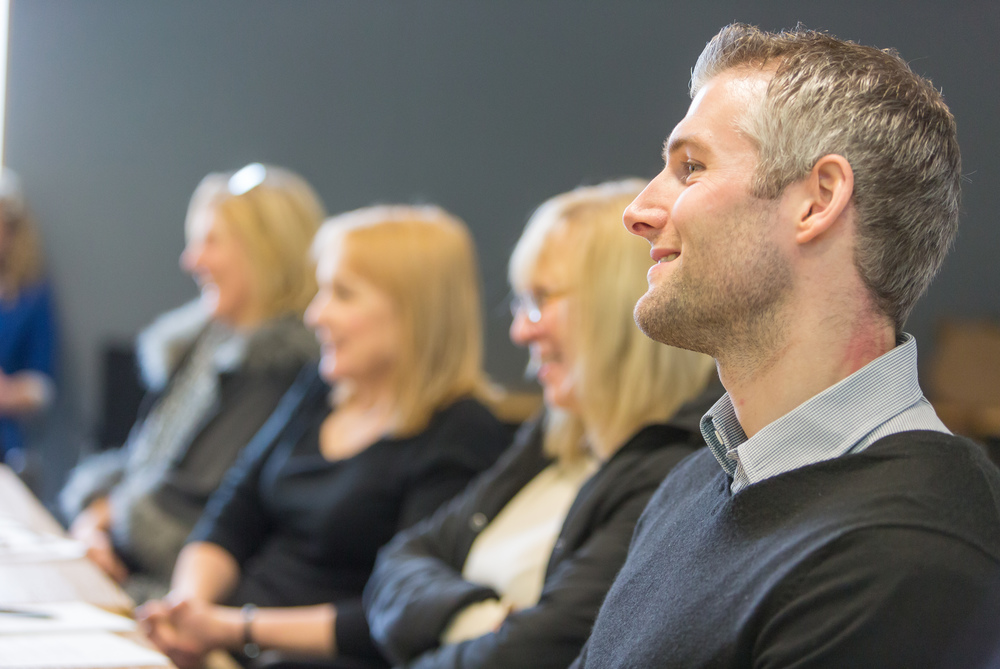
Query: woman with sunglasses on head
[
  {"left": 60, "top": 164, "right": 322, "bottom": 599},
  {"left": 138, "top": 206, "right": 511, "bottom": 669},
  {"left": 363, "top": 180, "right": 720, "bottom": 669}
]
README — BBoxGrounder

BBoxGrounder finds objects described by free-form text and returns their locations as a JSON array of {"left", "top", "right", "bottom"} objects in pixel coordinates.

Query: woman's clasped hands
[{"left": 137, "top": 596, "right": 242, "bottom": 669}]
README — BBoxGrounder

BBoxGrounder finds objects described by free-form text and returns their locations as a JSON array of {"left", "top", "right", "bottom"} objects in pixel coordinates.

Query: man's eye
[{"left": 680, "top": 162, "right": 703, "bottom": 183}]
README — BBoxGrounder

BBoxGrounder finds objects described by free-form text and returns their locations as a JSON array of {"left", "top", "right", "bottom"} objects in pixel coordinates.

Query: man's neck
[{"left": 718, "top": 310, "right": 896, "bottom": 438}]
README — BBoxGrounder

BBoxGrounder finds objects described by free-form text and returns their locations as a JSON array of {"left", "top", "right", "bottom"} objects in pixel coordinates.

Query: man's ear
[{"left": 794, "top": 154, "right": 854, "bottom": 245}]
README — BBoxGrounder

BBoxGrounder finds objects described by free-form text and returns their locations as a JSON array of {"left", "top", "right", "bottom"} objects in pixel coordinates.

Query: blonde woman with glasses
[
  {"left": 60, "top": 164, "right": 322, "bottom": 599},
  {"left": 363, "top": 180, "right": 720, "bottom": 669}
]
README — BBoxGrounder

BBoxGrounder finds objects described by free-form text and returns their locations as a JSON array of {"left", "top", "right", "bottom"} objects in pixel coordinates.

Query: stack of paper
[
  {"left": 0, "top": 632, "right": 169, "bottom": 668},
  {"left": 0, "top": 518, "right": 86, "bottom": 563},
  {"left": 0, "top": 602, "right": 169, "bottom": 668}
]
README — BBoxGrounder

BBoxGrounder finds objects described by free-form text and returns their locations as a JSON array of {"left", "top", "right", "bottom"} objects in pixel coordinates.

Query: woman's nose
[
  {"left": 179, "top": 243, "right": 203, "bottom": 273},
  {"left": 509, "top": 309, "right": 540, "bottom": 346},
  {"left": 304, "top": 294, "right": 326, "bottom": 329}
]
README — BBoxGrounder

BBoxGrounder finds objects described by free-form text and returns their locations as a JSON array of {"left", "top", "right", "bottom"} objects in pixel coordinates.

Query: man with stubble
[{"left": 572, "top": 23, "right": 1000, "bottom": 668}]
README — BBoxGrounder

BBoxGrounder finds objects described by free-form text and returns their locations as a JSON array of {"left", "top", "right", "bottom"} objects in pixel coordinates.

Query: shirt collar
[{"left": 700, "top": 333, "right": 925, "bottom": 489}]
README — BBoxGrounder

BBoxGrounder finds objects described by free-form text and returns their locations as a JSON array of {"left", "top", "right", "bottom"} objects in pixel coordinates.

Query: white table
[{"left": 0, "top": 464, "right": 171, "bottom": 668}]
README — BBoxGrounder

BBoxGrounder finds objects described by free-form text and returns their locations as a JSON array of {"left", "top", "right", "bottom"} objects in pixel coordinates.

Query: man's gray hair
[{"left": 692, "top": 24, "right": 961, "bottom": 332}]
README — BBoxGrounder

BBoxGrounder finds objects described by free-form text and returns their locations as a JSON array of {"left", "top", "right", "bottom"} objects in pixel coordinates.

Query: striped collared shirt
[{"left": 701, "top": 334, "right": 950, "bottom": 494}]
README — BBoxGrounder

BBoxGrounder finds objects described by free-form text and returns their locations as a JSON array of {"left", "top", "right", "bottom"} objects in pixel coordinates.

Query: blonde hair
[
  {"left": 0, "top": 204, "right": 43, "bottom": 299},
  {"left": 0, "top": 168, "right": 43, "bottom": 298},
  {"left": 313, "top": 205, "right": 488, "bottom": 436},
  {"left": 185, "top": 164, "right": 324, "bottom": 319},
  {"left": 510, "top": 180, "right": 716, "bottom": 461}
]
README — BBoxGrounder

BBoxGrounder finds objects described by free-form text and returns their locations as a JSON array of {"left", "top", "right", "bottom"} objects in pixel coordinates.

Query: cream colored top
[{"left": 441, "top": 456, "right": 599, "bottom": 645}]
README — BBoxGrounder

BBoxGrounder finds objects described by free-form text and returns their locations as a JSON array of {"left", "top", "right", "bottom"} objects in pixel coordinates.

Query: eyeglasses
[
  {"left": 228, "top": 163, "right": 268, "bottom": 196},
  {"left": 509, "top": 287, "right": 572, "bottom": 323}
]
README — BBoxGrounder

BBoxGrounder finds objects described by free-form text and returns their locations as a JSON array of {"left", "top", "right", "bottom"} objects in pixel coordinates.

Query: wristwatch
[{"left": 241, "top": 603, "right": 261, "bottom": 659}]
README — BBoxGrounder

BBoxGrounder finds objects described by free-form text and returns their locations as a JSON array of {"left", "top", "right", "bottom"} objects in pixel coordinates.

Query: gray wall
[{"left": 6, "top": 1, "right": 999, "bottom": 480}]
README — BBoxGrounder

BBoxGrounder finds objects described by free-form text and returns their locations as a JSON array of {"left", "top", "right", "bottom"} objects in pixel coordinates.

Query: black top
[
  {"left": 364, "top": 396, "right": 712, "bottom": 668},
  {"left": 188, "top": 365, "right": 512, "bottom": 665},
  {"left": 573, "top": 431, "right": 1000, "bottom": 669}
]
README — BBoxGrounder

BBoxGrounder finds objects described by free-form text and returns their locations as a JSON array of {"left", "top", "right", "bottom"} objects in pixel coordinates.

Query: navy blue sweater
[{"left": 574, "top": 431, "right": 1000, "bottom": 668}]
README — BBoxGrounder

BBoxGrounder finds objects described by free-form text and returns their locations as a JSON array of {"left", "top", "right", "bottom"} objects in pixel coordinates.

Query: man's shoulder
[
  {"left": 839, "top": 430, "right": 1000, "bottom": 507},
  {"left": 743, "top": 430, "right": 1000, "bottom": 560},
  {"left": 752, "top": 429, "right": 999, "bottom": 502},
  {"left": 867, "top": 427, "right": 985, "bottom": 456}
]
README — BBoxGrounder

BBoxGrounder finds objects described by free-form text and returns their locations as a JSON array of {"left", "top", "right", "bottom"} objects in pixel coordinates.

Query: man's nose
[{"left": 624, "top": 177, "right": 669, "bottom": 237}]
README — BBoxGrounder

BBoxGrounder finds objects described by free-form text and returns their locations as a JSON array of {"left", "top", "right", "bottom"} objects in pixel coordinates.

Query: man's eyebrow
[{"left": 662, "top": 135, "right": 711, "bottom": 161}]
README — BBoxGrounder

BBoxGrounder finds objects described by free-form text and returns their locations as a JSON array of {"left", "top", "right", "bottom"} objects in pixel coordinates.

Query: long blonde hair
[
  {"left": 0, "top": 209, "right": 43, "bottom": 299},
  {"left": 186, "top": 164, "right": 324, "bottom": 319},
  {"left": 0, "top": 169, "right": 43, "bottom": 298},
  {"left": 312, "top": 205, "right": 489, "bottom": 436},
  {"left": 510, "top": 180, "right": 716, "bottom": 461}
]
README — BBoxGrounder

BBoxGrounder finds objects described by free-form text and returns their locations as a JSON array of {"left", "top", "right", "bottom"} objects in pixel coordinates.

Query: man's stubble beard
[{"left": 633, "top": 204, "right": 793, "bottom": 373}]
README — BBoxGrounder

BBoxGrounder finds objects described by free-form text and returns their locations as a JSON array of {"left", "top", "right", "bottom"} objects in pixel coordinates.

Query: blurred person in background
[
  {"left": 138, "top": 205, "right": 511, "bottom": 669},
  {"left": 60, "top": 163, "right": 322, "bottom": 599},
  {"left": 0, "top": 167, "right": 58, "bottom": 477},
  {"left": 363, "top": 180, "right": 719, "bottom": 669}
]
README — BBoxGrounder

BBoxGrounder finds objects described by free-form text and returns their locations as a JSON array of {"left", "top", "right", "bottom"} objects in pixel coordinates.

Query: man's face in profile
[{"left": 625, "top": 70, "right": 792, "bottom": 357}]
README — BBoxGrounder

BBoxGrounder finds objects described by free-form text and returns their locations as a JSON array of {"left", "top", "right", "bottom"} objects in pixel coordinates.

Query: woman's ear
[{"left": 794, "top": 154, "right": 854, "bottom": 245}]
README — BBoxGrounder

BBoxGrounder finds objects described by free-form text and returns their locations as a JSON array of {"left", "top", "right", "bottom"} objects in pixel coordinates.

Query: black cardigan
[
  {"left": 363, "top": 404, "right": 710, "bottom": 669},
  {"left": 573, "top": 431, "right": 1000, "bottom": 669}
]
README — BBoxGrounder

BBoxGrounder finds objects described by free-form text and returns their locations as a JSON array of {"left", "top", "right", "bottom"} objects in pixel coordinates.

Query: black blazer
[{"left": 363, "top": 408, "right": 707, "bottom": 669}]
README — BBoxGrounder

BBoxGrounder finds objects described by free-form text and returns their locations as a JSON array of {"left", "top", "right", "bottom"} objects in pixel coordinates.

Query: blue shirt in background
[{"left": 0, "top": 280, "right": 57, "bottom": 455}]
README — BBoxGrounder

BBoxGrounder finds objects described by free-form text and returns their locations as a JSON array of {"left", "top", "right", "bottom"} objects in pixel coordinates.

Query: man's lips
[
  {"left": 647, "top": 247, "right": 680, "bottom": 283},
  {"left": 651, "top": 248, "right": 680, "bottom": 263}
]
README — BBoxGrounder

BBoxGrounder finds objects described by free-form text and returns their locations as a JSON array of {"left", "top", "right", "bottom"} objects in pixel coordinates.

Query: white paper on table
[
  {"left": 0, "top": 518, "right": 86, "bottom": 563},
  {"left": 0, "top": 601, "right": 136, "bottom": 634},
  {"left": 0, "top": 631, "right": 169, "bottom": 668},
  {"left": 0, "top": 630, "right": 168, "bottom": 668}
]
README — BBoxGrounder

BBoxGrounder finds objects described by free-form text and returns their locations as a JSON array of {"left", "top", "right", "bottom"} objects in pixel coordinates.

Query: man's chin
[
  {"left": 634, "top": 292, "right": 709, "bottom": 355},
  {"left": 633, "top": 292, "right": 670, "bottom": 344}
]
